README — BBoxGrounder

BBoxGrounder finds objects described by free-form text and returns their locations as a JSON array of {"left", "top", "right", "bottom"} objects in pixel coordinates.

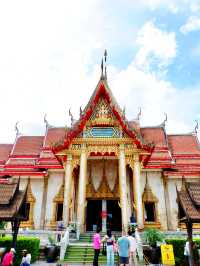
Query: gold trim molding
[
  {"left": 49, "top": 183, "right": 64, "bottom": 229},
  {"left": 21, "top": 179, "right": 36, "bottom": 228}
]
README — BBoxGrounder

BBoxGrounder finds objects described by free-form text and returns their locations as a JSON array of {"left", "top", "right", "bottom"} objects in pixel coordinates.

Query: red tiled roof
[
  {"left": 141, "top": 127, "right": 167, "bottom": 147},
  {"left": 187, "top": 182, "right": 200, "bottom": 206},
  {"left": 0, "top": 181, "right": 18, "bottom": 204},
  {"left": 168, "top": 134, "right": 200, "bottom": 155},
  {"left": 178, "top": 182, "right": 200, "bottom": 222},
  {"left": 0, "top": 144, "right": 13, "bottom": 164},
  {"left": 6, "top": 159, "right": 36, "bottom": 166},
  {"left": 175, "top": 158, "right": 200, "bottom": 165},
  {"left": 0, "top": 178, "right": 27, "bottom": 220},
  {"left": 12, "top": 136, "right": 44, "bottom": 156},
  {"left": 44, "top": 127, "right": 67, "bottom": 148},
  {"left": 178, "top": 189, "right": 200, "bottom": 221}
]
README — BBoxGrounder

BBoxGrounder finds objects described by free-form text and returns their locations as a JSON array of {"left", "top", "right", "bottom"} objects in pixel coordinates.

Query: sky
[{"left": 0, "top": 0, "right": 200, "bottom": 142}]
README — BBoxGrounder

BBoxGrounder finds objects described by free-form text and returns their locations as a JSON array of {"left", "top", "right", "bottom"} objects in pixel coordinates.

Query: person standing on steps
[
  {"left": 102, "top": 230, "right": 115, "bottom": 266},
  {"left": 93, "top": 227, "right": 101, "bottom": 266},
  {"left": 117, "top": 231, "right": 130, "bottom": 266},
  {"left": 127, "top": 230, "right": 137, "bottom": 266}
]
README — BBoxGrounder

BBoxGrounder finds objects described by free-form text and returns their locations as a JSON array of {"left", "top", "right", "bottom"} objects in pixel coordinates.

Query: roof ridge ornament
[
  {"left": 100, "top": 49, "right": 108, "bottom": 80},
  {"left": 137, "top": 107, "right": 142, "bottom": 120},
  {"left": 194, "top": 120, "right": 199, "bottom": 134},
  {"left": 122, "top": 106, "right": 126, "bottom": 119},
  {"left": 80, "top": 106, "right": 83, "bottom": 118},
  {"left": 44, "top": 114, "right": 51, "bottom": 130},
  {"left": 69, "top": 108, "right": 75, "bottom": 126},
  {"left": 15, "top": 122, "right": 21, "bottom": 138},
  {"left": 159, "top": 112, "right": 167, "bottom": 127}
]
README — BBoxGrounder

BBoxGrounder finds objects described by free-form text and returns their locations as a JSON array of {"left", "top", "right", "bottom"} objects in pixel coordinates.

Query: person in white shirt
[
  {"left": 127, "top": 230, "right": 137, "bottom": 266},
  {"left": 20, "top": 249, "right": 31, "bottom": 266}
]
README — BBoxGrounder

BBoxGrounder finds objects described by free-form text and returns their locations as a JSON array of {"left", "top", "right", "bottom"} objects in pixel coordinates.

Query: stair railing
[
  {"left": 59, "top": 227, "right": 70, "bottom": 260},
  {"left": 76, "top": 223, "right": 80, "bottom": 240}
]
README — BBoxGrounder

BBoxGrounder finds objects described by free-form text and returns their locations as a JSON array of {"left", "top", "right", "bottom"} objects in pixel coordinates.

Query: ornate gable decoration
[
  {"left": 84, "top": 98, "right": 122, "bottom": 138},
  {"left": 88, "top": 99, "right": 116, "bottom": 126},
  {"left": 52, "top": 80, "right": 153, "bottom": 154}
]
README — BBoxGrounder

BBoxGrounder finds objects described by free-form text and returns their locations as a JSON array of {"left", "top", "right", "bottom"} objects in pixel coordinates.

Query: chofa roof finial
[
  {"left": 104, "top": 49, "right": 107, "bottom": 63},
  {"left": 15, "top": 122, "right": 20, "bottom": 137},
  {"left": 80, "top": 106, "right": 83, "bottom": 117},
  {"left": 104, "top": 49, "right": 107, "bottom": 80},
  {"left": 44, "top": 114, "right": 50, "bottom": 130},
  {"left": 101, "top": 58, "right": 104, "bottom": 79},
  {"left": 123, "top": 106, "right": 126, "bottom": 118},
  {"left": 69, "top": 108, "right": 74, "bottom": 126},
  {"left": 137, "top": 107, "right": 142, "bottom": 120},
  {"left": 100, "top": 49, "right": 108, "bottom": 80},
  {"left": 160, "top": 112, "right": 167, "bottom": 127},
  {"left": 194, "top": 120, "right": 199, "bottom": 134}
]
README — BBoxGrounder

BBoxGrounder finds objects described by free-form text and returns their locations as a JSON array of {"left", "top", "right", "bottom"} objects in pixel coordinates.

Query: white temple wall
[
  {"left": 167, "top": 178, "right": 182, "bottom": 230},
  {"left": 45, "top": 172, "right": 63, "bottom": 225},
  {"left": 30, "top": 178, "right": 44, "bottom": 229},
  {"left": 141, "top": 171, "right": 168, "bottom": 230},
  {"left": 18, "top": 176, "right": 29, "bottom": 190}
]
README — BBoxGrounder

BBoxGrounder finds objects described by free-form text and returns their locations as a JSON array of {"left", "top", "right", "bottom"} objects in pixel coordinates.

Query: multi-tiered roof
[{"left": 0, "top": 79, "right": 199, "bottom": 177}]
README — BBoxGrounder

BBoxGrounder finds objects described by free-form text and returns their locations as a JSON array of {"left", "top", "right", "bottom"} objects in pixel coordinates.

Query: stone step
[{"left": 64, "top": 245, "right": 118, "bottom": 264}]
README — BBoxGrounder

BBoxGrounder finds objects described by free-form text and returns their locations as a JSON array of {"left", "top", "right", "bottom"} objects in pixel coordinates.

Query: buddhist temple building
[{"left": 0, "top": 64, "right": 200, "bottom": 233}]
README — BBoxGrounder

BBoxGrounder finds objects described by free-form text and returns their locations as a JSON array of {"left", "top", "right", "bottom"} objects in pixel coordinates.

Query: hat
[{"left": 10, "top": 248, "right": 16, "bottom": 253}]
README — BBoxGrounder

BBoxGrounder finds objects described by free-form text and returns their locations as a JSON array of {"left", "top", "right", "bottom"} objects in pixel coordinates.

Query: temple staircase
[{"left": 63, "top": 232, "right": 121, "bottom": 264}]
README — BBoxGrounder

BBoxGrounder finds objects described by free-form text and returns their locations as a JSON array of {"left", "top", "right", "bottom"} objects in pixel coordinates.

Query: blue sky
[{"left": 0, "top": 0, "right": 200, "bottom": 142}]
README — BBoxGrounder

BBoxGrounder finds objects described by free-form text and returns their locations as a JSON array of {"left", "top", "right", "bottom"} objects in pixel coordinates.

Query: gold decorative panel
[{"left": 86, "top": 160, "right": 119, "bottom": 199}]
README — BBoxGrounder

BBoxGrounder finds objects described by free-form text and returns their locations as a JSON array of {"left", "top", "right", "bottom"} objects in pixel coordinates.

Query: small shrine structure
[
  {"left": 0, "top": 178, "right": 27, "bottom": 248},
  {"left": 177, "top": 181, "right": 200, "bottom": 266}
]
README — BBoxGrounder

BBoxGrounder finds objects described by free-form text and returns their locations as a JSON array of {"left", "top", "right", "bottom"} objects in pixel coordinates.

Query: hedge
[
  {"left": 166, "top": 238, "right": 200, "bottom": 265},
  {"left": 0, "top": 236, "right": 40, "bottom": 266}
]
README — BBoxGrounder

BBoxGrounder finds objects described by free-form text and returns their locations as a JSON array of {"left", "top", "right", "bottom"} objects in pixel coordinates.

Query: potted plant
[
  {"left": 143, "top": 228, "right": 164, "bottom": 264},
  {"left": 44, "top": 234, "right": 59, "bottom": 263}
]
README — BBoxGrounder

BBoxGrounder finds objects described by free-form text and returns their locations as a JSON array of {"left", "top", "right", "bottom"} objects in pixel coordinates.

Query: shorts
[{"left": 119, "top": 256, "right": 129, "bottom": 264}]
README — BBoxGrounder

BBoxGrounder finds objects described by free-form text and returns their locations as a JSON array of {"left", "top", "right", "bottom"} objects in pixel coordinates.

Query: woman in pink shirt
[
  {"left": 93, "top": 228, "right": 101, "bottom": 266},
  {"left": 2, "top": 248, "right": 15, "bottom": 266}
]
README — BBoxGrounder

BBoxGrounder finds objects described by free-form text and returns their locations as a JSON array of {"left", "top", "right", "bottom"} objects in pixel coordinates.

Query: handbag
[{"left": 102, "top": 242, "right": 107, "bottom": 256}]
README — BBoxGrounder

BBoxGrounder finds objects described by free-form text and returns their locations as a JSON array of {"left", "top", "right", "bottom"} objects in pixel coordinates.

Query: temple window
[
  {"left": 144, "top": 202, "right": 156, "bottom": 222},
  {"left": 56, "top": 203, "right": 63, "bottom": 221},
  {"left": 142, "top": 177, "right": 160, "bottom": 227},
  {"left": 50, "top": 183, "right": 64, "bottom": 229},
  {"left": 21, "top": 179, "right": 36, "bottom": 228}
]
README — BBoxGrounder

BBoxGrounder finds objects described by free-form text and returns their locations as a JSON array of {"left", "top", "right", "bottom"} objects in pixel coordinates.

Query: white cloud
[
  {"left": 136, "top": 0, "right": 200, "bottom": 14},
  {"left": 180, "top": 16, "right": 200, "bottom": 34},
  {"left": 109, "top": 61, "right": 200, "bottom": 135},
  {"left": 135, "top": 21, "right": 177, "bottom": 71},
  {"left": 0, "top": 0, "right": 199, "bottom": 143}
]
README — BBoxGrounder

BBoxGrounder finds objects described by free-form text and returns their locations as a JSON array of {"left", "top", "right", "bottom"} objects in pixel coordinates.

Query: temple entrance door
[
  {"left": 107, "top": 200, "right": 122, "bottom": 231},
  {"left": 86, "top": 200, "right": 102, "bottom": 231}
]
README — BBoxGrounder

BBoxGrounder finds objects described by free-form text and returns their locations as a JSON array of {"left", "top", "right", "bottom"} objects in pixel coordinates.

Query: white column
[
  {"left": 77, "top": 145, "right": 87, "bottom": 233},
  {"left": 40, "top": 175, "right": 48, "bottom": 229},
  {"left": 134, "top": 154, "right": 143, "bottom": 227},
  {"left": 63, "top": 154, "right": 72, "bottom": 227},
  {"left": 102, "top": 200, "right": 107, "bottom": 232},
  {"left": 118, "top": 144, "right": 129, "bottom": 232}
]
